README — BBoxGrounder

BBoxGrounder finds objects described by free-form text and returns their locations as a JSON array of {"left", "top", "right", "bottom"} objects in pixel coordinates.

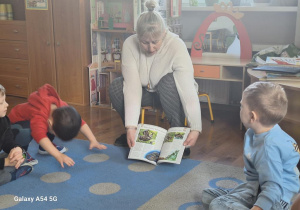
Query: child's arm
[
  {"left": 39, "top": 137, "right": 75, "bottom": 168},
  {"left": 80, "top": 124, "right": 107, "bottom": 150}
]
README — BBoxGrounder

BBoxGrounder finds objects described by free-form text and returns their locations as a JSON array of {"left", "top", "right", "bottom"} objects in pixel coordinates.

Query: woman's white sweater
[{"left": 122, "top": 31, "right": 202, "bottom": 132}]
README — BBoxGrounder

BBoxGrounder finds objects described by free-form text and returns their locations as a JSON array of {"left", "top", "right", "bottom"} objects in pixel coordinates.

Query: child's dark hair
[{"left": 52, "top": 106, "right": 81, "bottom": 141}]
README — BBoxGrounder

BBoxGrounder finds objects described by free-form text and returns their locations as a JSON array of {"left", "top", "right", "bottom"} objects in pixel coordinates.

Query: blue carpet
[{"left": 0, "top": 138, "right": 201, "bottom": 210}]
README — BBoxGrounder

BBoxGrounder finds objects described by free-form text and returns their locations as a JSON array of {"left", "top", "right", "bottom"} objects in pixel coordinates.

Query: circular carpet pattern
[
  {"left": 83, "top": 153, "right": 109, "bottom": 163},
  {"left": 40, "top": 172, "right": 71, "bottom": 183},
  {"left": 128, "top": 162, "right": 156, "bottom": 172},
  {"left": 0, "top": 194, "right": 19, "bottom": 209},
  {"left": 89, "top": 183, "right": 121, "bottom": 195}
]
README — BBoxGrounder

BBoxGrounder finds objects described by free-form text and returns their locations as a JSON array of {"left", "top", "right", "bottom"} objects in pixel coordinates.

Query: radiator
[{"left": 196, "top": 79, "right": 230, "bottom": 104}]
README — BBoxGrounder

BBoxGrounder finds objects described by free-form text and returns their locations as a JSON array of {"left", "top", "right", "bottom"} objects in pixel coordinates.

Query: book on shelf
[
  {"left": 88, "top": 66, "right": 99, "bottom": 106},
  {"left": 258, "top": 71, "right": 300, "bottom": 82},
  {"left": 128, "top": 124, "right": 190, "bottom": 165}
]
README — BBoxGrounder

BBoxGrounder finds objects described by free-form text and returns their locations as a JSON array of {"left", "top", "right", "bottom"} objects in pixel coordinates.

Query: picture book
[
  {"left": 88, "top": 65, "right": 99, "bottom": 106},
  {"left": 266, "top": 57, "right": 300, "bottom": 66},
  {"left": 128, "top": 124, "right": 190, "bottom": 165}
]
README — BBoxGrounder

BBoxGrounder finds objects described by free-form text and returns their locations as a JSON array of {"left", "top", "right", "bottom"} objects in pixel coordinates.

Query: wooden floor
[{"left": 6, "top": 96, "right": 245, "bottom": 168}]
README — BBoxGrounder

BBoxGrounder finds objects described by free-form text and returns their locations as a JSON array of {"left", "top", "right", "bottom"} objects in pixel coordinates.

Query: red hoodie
[{"left": 8, "top": 84, "right": 86, "bottom": 143}]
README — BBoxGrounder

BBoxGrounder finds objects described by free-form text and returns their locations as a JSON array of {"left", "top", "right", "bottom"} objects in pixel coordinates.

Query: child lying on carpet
[
  {"left": 202, "top": 81, "right": 300, "bottom": 210},
  {"left": 0, "top": 84, "right": 33, "bottom": 186},
  {"left": 8, "top": 84, "right": 107, "bottom": 168}
]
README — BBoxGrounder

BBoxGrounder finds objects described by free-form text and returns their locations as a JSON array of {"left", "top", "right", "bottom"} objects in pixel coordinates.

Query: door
[
  {"left": 25, "top": 1, "right": 57, "bottom": 92},
  {"left": 52, "top": 0, "right": 90, "bottom": 105}
]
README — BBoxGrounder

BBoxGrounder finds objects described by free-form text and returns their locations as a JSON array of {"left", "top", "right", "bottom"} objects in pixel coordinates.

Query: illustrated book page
[{"left": 128, "top": 124, "right": 190, "bottom": 165}]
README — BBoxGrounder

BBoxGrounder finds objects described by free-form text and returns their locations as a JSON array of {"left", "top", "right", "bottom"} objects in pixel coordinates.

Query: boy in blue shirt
[{"left": 202, "top": 81, "right": 300, "bottom": 210}]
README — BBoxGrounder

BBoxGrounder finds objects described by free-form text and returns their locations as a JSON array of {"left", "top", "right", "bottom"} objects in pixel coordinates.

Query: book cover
[
  {"left": 266, "top": 57, "right": 300, "bottom": 66},
  {"left": 89, "top": 67, "right": 99, "bottom": 106}
]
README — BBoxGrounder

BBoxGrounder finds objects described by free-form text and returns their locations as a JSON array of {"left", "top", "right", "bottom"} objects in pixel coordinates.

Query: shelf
[
  {"left": 92, "top": 29, "right": 136, "bottom": 34},
  {"left": 182, "top": 6, "right": 298, "bottom": 12},
  {"left": 194, "top": 77, "right": 242, "bottom": 82},
  {"left": 0, "top": 0, "right": 26, "bottom": 20}
]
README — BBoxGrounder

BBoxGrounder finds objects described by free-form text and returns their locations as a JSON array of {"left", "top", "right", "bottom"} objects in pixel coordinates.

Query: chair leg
[
  {"left": 161, "top": 112, "right": 165, "bottom": 121},
  {"left": 204, "top": 94, "right": 214, "bottom": 123},
  {"left": 155, "top": 109, "right": 160, "bottom": 126},
  {"left": 141, "top": 108, "right": 145, "bottom": 124},
  {"left": 161, "top": 111, "right": 187, "bottom": 127},
  {"left": 141, "top": 107, "right": 160, "bottom": 125},
  {"left": 199, "top": 93, "right": 214, "bottom": 123}
]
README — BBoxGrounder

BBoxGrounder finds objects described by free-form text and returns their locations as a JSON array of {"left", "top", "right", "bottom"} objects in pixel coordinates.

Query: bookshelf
[
  {"left": 88, "top": 0, "right": 184, "bottom": 107},
  {"left": 89, "top": 0, "right": 143, "bottom": 107}
]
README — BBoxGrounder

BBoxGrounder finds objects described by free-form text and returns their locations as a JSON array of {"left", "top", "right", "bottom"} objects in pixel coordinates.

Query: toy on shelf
[{"left": 191, "top": 2, "right": 252, "bottom": 59}]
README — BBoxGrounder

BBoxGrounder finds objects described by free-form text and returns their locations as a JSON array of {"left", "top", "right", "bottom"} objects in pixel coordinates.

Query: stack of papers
[{"left": 253, "top": 57, "right": 300, "bottom": 81}]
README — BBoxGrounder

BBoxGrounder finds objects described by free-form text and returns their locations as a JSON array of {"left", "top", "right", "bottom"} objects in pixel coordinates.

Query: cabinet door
[
  {"left": 25, "top": 2, "right": 57, "bottom": 92},
  {"left": 52, "top": 0, "right": 90, "bottom": 105}
]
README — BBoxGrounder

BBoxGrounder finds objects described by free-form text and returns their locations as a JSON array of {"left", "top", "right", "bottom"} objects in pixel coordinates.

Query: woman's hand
[
  {"left": 127, "top": 128, "right": 137, "bottom": 148},
  {"left": 183, "top": 130, "right": 200, "bottom": 147}
]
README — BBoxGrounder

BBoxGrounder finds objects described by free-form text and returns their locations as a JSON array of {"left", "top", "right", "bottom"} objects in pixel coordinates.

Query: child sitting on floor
[
  {"left": 0, "top": 84, "right": 33, "bottom": 186},
  {"left": 8, "top": 84, "right": 107, "bottom": 168},
  {"left": 202, "top": 81, "right": 300, "bottom": 210}
]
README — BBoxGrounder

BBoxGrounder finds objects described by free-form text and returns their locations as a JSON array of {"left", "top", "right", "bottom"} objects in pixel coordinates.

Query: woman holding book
[{"left": 109, "top": 0, "right": 202, "bottom": 157}]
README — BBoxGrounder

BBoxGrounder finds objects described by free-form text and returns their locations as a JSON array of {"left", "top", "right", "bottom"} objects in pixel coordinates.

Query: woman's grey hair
[
  {"left": 136, "top": 0, "right": 167, "bottom": 39},
  {"left": 0, "top": 84, "right": 5, "bottom": 96}
]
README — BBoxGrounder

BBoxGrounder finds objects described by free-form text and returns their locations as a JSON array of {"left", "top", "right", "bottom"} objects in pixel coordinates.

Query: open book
[{"left": 128, "top": 124, "right": 190, "bottom": 165}]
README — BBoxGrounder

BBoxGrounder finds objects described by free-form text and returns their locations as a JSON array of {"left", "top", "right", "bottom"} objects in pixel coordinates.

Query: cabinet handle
[
  {"left": 15, "top": 67, "right": 21, "bottom": 70},
  {"left": 56, "top": 42, "right": 60, "bottom": 46},
  {"left": 15, "top": 85, "right": 21, "bottom": 89},
  {"left": 14, "top": 48, "right": 20, "bottom": 52},
  {"left": 200, "top": 70, "right": 205, "bottom": 73},
  {"left": 47, "top": 41, "right": 51, "bottom": 46},
  {"left": 13, "top": 29, "right": 19, "bottom": 33}
]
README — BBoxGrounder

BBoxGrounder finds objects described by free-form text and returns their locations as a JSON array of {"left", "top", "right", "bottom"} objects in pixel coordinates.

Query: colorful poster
[{"left": 26, "top": 0, "right": 48, "bottom": 10}]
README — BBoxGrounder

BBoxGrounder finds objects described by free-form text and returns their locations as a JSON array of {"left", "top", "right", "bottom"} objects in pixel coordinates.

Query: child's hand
[
  {"left": 251, "top": 206, "right": 263, "bottom": 210},
  {"left": 4, "top": 157, "right": 17, "bottom": 167},
  {"left": 55, "top": 153, "right": 75, "bottom": 168},
  {"left": 8, "top": 147, "right": 25, "bottom": 169},
  {"left": 89, "top": 141, "right": 107, "bottom": 150}
]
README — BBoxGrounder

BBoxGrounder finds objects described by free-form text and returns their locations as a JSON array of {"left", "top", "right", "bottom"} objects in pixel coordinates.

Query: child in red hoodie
[{"left": 9, "top": 84, "right": 107, "bottom": 168}]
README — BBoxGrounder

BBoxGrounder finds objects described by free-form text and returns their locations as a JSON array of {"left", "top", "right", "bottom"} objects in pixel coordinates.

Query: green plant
[
  {"left": 205, "top": 0, "right": 219, "bottom": 6},
  {"left": 189, "top": 0, "right": 198, "bottom": 6}
]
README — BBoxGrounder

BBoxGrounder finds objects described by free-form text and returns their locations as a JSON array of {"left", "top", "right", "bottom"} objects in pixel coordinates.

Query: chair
[
  {"left": 140, "top": 106, "right": 161, "bottom": 125},
  {"left": 141, "top": 106, "right": 187, "bottom": 126},
  {"left": 160, "top": 91, "right": 214, "bottom": 124},
  {"left": 198, "top": 91, "right": 214, "bottom": 123},
  {"left": 141, "top": 91, "right": 214, "bottom": 126}
]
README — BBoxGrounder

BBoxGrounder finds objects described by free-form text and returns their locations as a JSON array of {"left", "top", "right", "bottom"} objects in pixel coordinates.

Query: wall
[{"left": 295, "top": 0, "right": 300, "bottom": 47}]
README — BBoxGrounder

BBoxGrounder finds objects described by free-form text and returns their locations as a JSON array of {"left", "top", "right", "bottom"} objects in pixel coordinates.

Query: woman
[{"left": 109, "top": 0, "right": 202, "bottom": 157}]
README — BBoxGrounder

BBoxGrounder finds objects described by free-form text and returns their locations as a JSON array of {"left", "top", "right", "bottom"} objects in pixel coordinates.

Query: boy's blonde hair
[
  {"left": 136, "top": 0, "right": 167, "bottom": 40},
  {"left": 243, "top": 81, "right": 287, "bottom": 126},
  {"left": 0, "top": 84, "right": 6, "bottom": 97}
]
